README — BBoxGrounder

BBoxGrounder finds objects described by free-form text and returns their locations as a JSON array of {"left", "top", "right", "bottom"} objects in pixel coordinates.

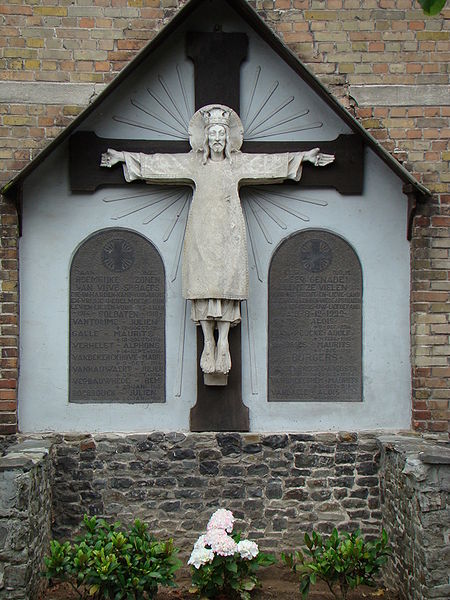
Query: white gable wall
[
  {"left": 18, "top": 143, "right": 410, "bottom": 432},
  {"left": 17, "top": 0, "right": 411, "bottom": 432}
]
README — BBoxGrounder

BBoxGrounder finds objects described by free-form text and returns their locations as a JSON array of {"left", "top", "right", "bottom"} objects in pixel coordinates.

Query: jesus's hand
[
  {"left": 100, "top": 149, "right": 125, "bottom": 168},
  {"left": 303, "top": 147, "right": 335, "bottom": 167}
]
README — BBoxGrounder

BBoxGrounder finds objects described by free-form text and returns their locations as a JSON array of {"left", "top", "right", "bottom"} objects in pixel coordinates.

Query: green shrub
[
  {"left": 282, "top": 528, "right": 391, "bottom": 600},
  {"left": 43, "top": 515, "right": 182, "bottom": 599}
]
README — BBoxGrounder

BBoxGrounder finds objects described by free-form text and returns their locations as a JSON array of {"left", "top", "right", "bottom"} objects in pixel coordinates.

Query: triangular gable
[
  {"left": 1, "top": 0, "right": 430, "bottom": 211},
  {"left": 15, "top": 0, "right": 417, "bottom": 433}
]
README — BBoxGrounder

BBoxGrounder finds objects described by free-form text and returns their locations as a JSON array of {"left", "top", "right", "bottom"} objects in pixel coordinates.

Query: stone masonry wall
[
  {"left": 379, "top": 434, "right": 450, "bottom": 600},
  {"left": 0, "top": 432, "right": 447, "bottom": 599},
  {"left": 0, "top": 439, "right": 53, "bottom": 600},
  {"left": 51, "top": 432, "right": 382, "bottom": 557}
]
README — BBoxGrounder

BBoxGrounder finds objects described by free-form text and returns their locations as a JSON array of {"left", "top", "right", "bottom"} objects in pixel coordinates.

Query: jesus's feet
[
  {"left": 200, "top": 341, "right": 216, "bottom": 374},
  {"left": 215, "top": 341, "right": 231, "bottom": 374}
]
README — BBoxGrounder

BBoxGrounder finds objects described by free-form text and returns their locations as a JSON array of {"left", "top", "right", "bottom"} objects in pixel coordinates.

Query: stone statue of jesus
[{"left": 101, "top": 104, "right": 334, "bottom": 382}]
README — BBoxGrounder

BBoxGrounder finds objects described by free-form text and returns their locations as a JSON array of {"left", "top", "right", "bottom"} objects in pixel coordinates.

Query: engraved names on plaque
[
  {"left": 70, "top": 229, "right": 165, "bottom": 403},
  {"left": 268, "top": 230, "right": 362, "bottom": 402}
]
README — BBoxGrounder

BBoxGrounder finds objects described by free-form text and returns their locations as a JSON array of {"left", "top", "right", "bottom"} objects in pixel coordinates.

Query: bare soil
[{"left": 40, "top": 566, "right": 399, "bottom": 599}]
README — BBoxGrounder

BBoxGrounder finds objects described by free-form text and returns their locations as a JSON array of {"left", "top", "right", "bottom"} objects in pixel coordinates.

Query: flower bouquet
[{"left": 188, "top": 509, "right": 276, "bottom": 599}]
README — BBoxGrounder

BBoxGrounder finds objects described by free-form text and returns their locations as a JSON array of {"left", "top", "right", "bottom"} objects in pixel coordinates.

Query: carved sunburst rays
[
  {"left": 242, "top": 187, "right": 328, "bottom": 282},
  {"left": 103, "top": 186, "right": 191, "bottom": 283},
  {"left": 113, "top": 65, "right": 322, "bottom": 141},
  {"left": 113, "top": 65, "right": 193, "bottom": 139},
  {"left": 105, "top": 64, "right": 329, "bottom": 280},
  {"left": 242, "top": 66, "right": 323, "bottom": 140}
]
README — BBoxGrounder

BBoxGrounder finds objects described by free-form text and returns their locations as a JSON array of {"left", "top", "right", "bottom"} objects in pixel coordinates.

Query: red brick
[
  {"left": 412, "top": 291, "right": 448, "bottom": 302},
  {"left": 415, "top": 368, "right": 433, "bottom": 377},
  {"left": 95, "top": 61, "right": 110, "bottom": 72},
  {"left": 0, "top": 424, "right": 18, "bottom": 434},
  {"left": 79, "top": 18, "right": 95, "bottom": 28},
  {"left": 0, "top": 379, "right": 16, "bottom": 389},
  {"left": 413, "top": 400, "right": 429, "bottom": 410},
  {"left": 413, "top": 410, "right": 432, "bottom": 420},
  {"left": 431, "top": 216, "right": 450, "bottom": 227},
  {"left": 429, "top": 421, "right": 449, "bottom": 433},
  {"left": 0, "top": 6, "right": 32, "bottom": 15},
  {"left": 0, "top": 401, "right": 17, "bottom": 411},
  {"left": 117, "top": 40, "right": 145, "bottom": 51}
]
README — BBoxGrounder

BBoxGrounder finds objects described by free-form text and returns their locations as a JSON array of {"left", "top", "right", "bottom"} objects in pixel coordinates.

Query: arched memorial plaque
[
  {"left": 69, "top": 229, "right": 165, "bottom": 403},
  {"left": 268, "top": 230, "right": 362, "bottom": 402}
]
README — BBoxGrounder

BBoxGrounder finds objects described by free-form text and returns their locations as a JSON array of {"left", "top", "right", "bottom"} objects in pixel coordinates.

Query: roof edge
[
  {"left": 1, "top": 0, "right": 431, "bottom": 203},
  {"left": 1, "top": 0, "right": 205, "bottom": 200},
  {"left": 226, "top": 0, "right": 431, "bottom": 201}
]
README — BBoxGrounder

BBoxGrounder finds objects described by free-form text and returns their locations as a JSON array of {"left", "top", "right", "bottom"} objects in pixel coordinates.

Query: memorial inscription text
[
  {"left": 70, "top": 229, "right": 165, "bottom": 403},
  {"left": 268, "top": 230, "right": 362, "bottom": 402}
]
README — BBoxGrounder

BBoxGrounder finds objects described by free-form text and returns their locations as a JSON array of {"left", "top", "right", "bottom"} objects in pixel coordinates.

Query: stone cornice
[
  {"left": 350, "top": 84, "right": 450, "bottom": 107},
  {"left": 0, "top": 81, "right": 106, "bottom": 105}
]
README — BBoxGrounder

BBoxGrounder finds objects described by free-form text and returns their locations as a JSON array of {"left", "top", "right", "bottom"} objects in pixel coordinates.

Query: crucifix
[
  {"left": 100, "top": 104, "right": 334, "bottom": 377},
  {"left": 69, "top": 31, "right": 364, "bottom": 431}
]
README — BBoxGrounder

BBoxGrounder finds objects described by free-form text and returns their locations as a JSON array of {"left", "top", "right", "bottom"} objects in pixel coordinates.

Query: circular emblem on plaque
[
  {"left": 102, "top": 238, "right": 135, "bottom": 272},
  {"left": 300, "top": 238, "right": 332, "bottom": 272}
]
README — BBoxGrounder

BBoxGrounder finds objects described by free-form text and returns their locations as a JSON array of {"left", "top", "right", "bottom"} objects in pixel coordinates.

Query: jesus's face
[{"left": 208, "top": 125, "right": 226, "bottom": 156}]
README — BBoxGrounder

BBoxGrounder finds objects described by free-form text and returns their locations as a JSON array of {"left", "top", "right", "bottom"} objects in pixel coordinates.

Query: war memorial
[{"left": 0, "top": 1, "right": 448, "bottom": 598}]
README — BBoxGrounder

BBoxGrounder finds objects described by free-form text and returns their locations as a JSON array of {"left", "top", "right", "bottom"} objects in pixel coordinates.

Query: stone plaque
[
  {"left": 70, "top": 229, "right": 165, "bottom": 403},
  {"left": 268, "top": 230, "right": 362, "bottom": 402}
]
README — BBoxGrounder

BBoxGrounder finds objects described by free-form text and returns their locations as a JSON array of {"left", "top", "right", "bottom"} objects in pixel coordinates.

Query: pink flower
[
  {"left": 205, "top": 528, "right": 237, "bottom": 557},
  {"left": 206, "top": 509, "right": 235, "bottom": 533}
]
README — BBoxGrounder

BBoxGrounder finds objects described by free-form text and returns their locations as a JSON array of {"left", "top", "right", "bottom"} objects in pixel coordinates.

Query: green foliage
[
  {"left": 43, "top": 515, "right": 182, "bottom": 600},
  {"left": 419, "top": 0, "right": 447, "bottom": 15},
  {"left": 189, "top": 534, "right": 276, "bottom": 600},
  {"left": 282, "top": 528, "right": 391, "bottom": 600}
]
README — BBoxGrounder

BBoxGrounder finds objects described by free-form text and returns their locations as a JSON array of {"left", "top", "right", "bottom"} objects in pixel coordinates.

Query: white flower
[
  {"left": 205, "top": 528, "right": 238, "bottom": 556},
  {"left": 188, "top": 545, "right": 215, "bottom": 569},
  {"left": 207, "top": 508, "right": 235, "bottom": 533},
  {"left": 237, "top": 540, "right": 259, "bottom": 560},
  {"left": 193, "top": 534, "right": 207, "bottom": 550}
]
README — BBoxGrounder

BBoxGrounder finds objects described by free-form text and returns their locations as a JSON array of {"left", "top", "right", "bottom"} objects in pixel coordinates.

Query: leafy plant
[
  {"left": 188, "top": 509, "right": 276, "bottom": 599},
  {"left": 43, "top": 514, "right": 182, "bottom": 599},
  {"left": 418, "top": 0, "right": 447, "bottom": 16},
  {"left": 282, "top": 528, "right": 391, "bottom": 600}
]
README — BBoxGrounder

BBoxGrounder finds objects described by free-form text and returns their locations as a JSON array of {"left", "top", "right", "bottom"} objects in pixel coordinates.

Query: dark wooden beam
[
  {"left": 70, "top": 132, "right": 363, "bottom": 195},
  {"left": 242, "top": 134, "right": 364, "bottom": 195},
  {"left": 69, "top": 132, "right": 190, "bottom": 192},
  {"left": 187, "top": 31, "right": 248, "bottom": 114},
  {"left": 190, "top": 326, "right": 249, "bottom": 431}
]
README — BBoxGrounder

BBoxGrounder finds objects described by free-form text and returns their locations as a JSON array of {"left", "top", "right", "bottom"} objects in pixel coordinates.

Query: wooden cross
[
  {"left": 70, "top": 32, "right": 363, "bottom": 195},
  {"left": 68, "top": 32, "right": 364, "bottom": 433}
]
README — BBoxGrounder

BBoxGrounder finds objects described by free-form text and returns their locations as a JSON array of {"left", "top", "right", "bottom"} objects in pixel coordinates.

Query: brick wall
[{"left": 0, "top": 0, "right": 449, "bottom": 434}]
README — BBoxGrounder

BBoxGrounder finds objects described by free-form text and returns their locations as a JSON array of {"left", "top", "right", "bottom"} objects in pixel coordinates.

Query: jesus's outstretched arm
[{"left": 101, "top": 148, "right": 194, "bottom": 185}]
